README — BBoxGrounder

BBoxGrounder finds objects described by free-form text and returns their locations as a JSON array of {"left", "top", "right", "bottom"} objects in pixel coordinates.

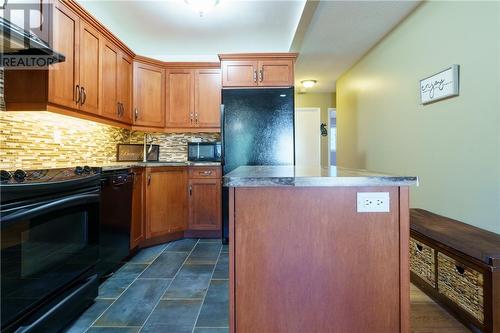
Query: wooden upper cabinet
[
  {"left": 102, "top": 40, "right": 133, "bottom": 123},
  {"left": 221, "top": 61, "right": 258, "bottom": 87},
  {"left": 165, "top": 69, "right": 194, "bottom": 128},
  {"left": 258, "top": 60, "right": 294, "bottom": 87},
  {"left": 145, "top": 167, "right": 188, "bottom": 239},
  {"left": 118, "top": 53, "right": 133, "bottom": 123},
  {"left": 78, "top": 21, "right": 101, "bottom": 115},
  {"left": 101, "top": 40, "right": 119, "bottom": 120},
  {"left": 219, "top": 54, "right": 297, "bottom": 88},
  {"left": 195, "top": 69, "right": 221, "bottom": 128},
  {"left": 48, "top": 2, "right": 80, "bottom": 109},
  {"left": 133, "top": 61, "right": 165, "bottom": 127}
]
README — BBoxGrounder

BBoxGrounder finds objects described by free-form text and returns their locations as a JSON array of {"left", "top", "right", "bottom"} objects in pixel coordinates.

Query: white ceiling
[
  {"left": 77, "top": 0, "right": 420, "bottom": 92},
  {"left": 77, "top": 0, "right": 306, "bottom": 62},
  {"left": 294, "top": 0, "right": 420, "bottom": 93}
]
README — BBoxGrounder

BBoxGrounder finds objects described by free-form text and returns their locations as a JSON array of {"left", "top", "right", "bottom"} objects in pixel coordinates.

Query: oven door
[{"left": 0, "top": 188, "right": 100, "bottom": 329}]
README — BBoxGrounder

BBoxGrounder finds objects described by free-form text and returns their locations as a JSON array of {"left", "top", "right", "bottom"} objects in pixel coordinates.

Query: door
[
  {"left": 133, "top": 62, "right": 165, "bottom": 127},
  {"left": 295, "top": 108, "right": 321, "bottom": 167},
  {"left": 48, "top": 2, "right": 79, "bottom": 109},
  {"left": 101, "top": 41, "right": 119, "bottom": 120},
  {"left": 195, "top": 69, "right": 221, "bottom": 128},
  {"left": 258, "top": 60, "right": 294, "bottom": 87},
  {"left": 221, "top": 61, "right": 258, "bottom": 87},
  {"left": 165, "top": 69, "right": 194, "bottom": 128},
  {"left": 78, "top": 21, "right": 101, "bottom": 115},
  {"left": 130, "top": 168, "right": 144, "bottom": 249},
  {"left": 145, "top": 168, "right": 188, "bottom": 239},
  {"left": 118, "top": 53, "right": 133, "bottom": 124},
  {"left": 188, "top": 179, "right": 221, "bottom": 230}
]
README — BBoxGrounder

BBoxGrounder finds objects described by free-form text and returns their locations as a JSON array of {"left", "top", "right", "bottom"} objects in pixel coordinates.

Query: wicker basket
[
  {"left": 409, "top": 237, "right": 436, "bottom": 287},
  {"left": 437, "top": 252, "right": 484, "bottom": 323}
]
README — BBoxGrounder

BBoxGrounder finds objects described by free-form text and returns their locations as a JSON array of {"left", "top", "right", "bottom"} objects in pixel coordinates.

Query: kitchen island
[{"left": 224, "top": 166, "right": 418, "bottom": 333}]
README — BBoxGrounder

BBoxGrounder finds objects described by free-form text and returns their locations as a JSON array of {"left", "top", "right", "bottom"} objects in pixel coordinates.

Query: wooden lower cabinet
[
  {"left": 188, "top": 178, "right": 221, "bottom": 231},
  {"left": 130, "top": 168, "right": 145, "bottom": 249},
  {"left": 145, "top": 167, "right": 188, "bottom": 239}
]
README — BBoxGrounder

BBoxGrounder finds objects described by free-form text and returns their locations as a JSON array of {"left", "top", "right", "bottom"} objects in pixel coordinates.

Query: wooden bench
[{"left": 410, "top": 208, "right": 500, "bottom": 333}]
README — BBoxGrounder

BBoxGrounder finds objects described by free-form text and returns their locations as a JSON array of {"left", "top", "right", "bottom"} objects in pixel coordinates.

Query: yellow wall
[
  {"left": 336, "top": 2, "right": 500, "bottom": 233},
  {"left": 295, "top": 92, "right": 335, "bottom": 166}
]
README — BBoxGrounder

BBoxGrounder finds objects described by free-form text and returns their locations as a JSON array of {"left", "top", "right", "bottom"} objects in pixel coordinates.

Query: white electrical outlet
[{"left": 357, "top": 192, "right": 390, "bottom": 213}]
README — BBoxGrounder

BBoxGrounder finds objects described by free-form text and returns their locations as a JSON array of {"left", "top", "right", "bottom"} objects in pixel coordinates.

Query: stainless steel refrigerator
[{"left": 221, "top": 87, "right": 295, "bottom": 242}]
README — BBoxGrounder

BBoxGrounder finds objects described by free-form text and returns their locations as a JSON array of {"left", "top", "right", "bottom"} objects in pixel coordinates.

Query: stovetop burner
[{"left": 0, "top": 166, "right": 101, "bottom": 185}]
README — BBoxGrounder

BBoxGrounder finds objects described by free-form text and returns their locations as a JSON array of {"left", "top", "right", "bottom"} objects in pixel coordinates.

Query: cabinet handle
[
  {"left": 190, "top": 112, "right": 194, "bottom": 124},
  {"left": 455, "top": 265, "right": 465, "bottom": 275},
  {"left": 199, "top": 170, "right": 212, "bottom": 175},
  {"left": 147, "top": 175, "right": 151, "bottom": 186},
  {"left": 75, "top": 85, "right": 80, "bottom": 104},
  {"left": 253, "top": 70, "right": 257, "bottom": 83},
  {"left": 81, "top": 87, "right": 87, "bottom": 105},
  {"left": 259, "top": 69, "right": 263, "bottom": 82},
  {"left": 117, "top": 102, "right": 121, "bottom": 117},
  {"left": 195, "top": 113, "right": 198, "bottom": 124},
  {"left": 134, "top": 108, "right": 139, "bottom": 121},
  {"left": 189, "top": 185, "right": 192, "bottom": 196},
  {"left": 119, "top": 103, "right": 124, "bottom": 117}
]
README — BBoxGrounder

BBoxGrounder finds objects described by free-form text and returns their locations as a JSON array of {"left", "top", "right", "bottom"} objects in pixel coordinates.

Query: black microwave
[{"left": 188, "top": 142, "right": 222, "bottom": 162}]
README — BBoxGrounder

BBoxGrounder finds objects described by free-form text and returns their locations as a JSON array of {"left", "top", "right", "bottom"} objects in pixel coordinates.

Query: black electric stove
[
  {"left": 0, "top": 166, "right": 101, "bottom": 203},
  {"left": 0, "top": 166, "right": 101, "bottom": 333}
]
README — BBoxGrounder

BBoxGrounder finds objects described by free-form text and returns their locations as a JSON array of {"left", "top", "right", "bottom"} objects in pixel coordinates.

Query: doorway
[
  {"left": 295, "top": 108, "right": 321, "bottom": 167},
  {"left": 328, "top": 108, "right": 336, "bottom": 166}
]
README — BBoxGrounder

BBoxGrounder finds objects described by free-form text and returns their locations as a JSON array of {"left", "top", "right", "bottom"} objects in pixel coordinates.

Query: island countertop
[{"left": 223, "top": 165, "right": 418, "bottom": 187}]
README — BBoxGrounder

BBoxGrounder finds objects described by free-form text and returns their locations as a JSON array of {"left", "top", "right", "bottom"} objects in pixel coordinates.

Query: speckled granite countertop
[
  {"left": 223, "top": 166, "right": 418, "bottom": 187},
  {"left": 98, "top": 161, "right": 221, "bottom": 171}
]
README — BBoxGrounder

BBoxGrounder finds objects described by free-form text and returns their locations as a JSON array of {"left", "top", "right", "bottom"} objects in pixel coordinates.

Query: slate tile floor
[{"left": 64, "top": 239, "right": 229, "bottom": 333}]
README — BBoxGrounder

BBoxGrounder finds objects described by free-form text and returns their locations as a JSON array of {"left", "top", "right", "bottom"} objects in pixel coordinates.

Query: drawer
[
  {"left": 437, "top": 252, "right": 484, "bottom": 323},
  {"left": 189, "top": 167, "right": 221, "bottom": 179},
  {"left": 409, "top": 237, "right": 436, "bottom": 288}
]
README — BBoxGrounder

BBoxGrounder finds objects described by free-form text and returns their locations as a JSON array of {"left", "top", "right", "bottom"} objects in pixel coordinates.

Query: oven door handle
[{"left": 1, "top": 193, "right": 100, "bottom": 225}]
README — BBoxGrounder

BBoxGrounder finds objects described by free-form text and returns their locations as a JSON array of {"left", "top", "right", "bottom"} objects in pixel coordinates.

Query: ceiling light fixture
[
  {"left": 184, "top": 0, "right": 220, "bottom": 17},
  {"left": 301, "top": 80, "right": 317, "bottom": 88}
]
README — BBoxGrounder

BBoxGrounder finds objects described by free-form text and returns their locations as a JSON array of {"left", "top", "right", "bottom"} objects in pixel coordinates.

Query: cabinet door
[
  {"left": 48, "top": 2, "right": 79, "bottom": 109},
  {"left": 188, "top": 178, "right": 221, "bottom": 230},
  {"left": 221, "top": 61, "right": 258, "bottom": 87},
  {"left": 130, "top": 168, "right": 145, "bottom": 249},
  {"left": 118, "top": 53, "right": 133, "bottom": 124},
  {"left": 146, "top": 168, "right": 188, "bottom": 239},
  {"left": 79, "top": 21, "right": 101, "bottom": 114},
  {"left": 133, "top": 62, "right": 165, "bottom": 127},
  {"left": 165, "top": 69, "right": 194, "bottom": 128},
  {"left": 195, "top": 69, "right": 221, "bottom": 128},
  {"left": 258, "top": 60, "right": 294, "bottom": 87},
  {"left": 101, "top": 41, "right": 119, "bottom": 120}
]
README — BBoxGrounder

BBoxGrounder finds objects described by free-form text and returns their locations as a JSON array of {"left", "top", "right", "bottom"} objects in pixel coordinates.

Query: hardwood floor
[{"left": 411, "top": 284, "right": 471, "bottom": 333}]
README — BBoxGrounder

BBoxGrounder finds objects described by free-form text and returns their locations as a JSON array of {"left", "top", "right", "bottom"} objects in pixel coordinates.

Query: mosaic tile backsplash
[{"left": 0, "top": 112, "right": 219, "bottom": 170}]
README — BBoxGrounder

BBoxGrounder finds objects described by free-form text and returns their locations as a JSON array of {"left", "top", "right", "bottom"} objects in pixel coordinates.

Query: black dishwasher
[{"left": 97, "top": 169, "right": 134, "bottom": 278}]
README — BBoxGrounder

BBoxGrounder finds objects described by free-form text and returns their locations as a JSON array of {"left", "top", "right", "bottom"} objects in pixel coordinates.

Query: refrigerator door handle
[{"left": 220, "top": 104, "right": 225, "bottom": 166}]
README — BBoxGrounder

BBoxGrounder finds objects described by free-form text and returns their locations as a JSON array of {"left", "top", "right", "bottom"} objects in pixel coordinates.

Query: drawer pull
[
  {"left": 200, "top": 171, "right": 212, "bottom": 175},
  {"left": 416, "top": 244, "right": 423, "bottom": 252},
  {"left": 455, "top": 265, "right": 465, "bottom": 275}
]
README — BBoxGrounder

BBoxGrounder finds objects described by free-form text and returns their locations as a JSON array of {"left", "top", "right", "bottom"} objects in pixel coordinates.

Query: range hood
[{"left": 0, "top": 17, "right": 65, "bottom": 65}]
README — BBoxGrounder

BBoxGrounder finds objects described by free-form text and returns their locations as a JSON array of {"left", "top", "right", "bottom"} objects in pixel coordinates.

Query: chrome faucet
[{"left": 143, "top": 133, "right": 153, "bottom": 162}]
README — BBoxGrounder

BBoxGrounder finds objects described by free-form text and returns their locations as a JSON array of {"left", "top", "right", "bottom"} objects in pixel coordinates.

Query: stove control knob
[
  {"left": 74, "top": 166, "right": 84, "bottom": 175},
  {"left": 13, "top": 169, "right": 27, "bottom": 182},
  {"left": 83, "top": 165, "right": 91, "bottom": 174},
  {"left": 1, "top": 170, "right": 12, "bottom": 182}
]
